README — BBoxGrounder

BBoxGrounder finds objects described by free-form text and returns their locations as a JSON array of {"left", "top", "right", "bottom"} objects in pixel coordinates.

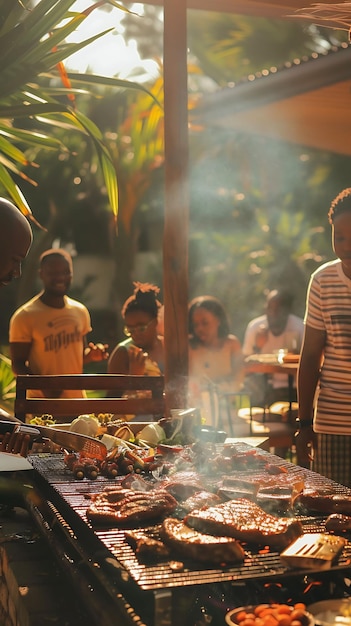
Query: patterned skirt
[{"left": 313, "top": 433, "right": 351, "bottom": 488}]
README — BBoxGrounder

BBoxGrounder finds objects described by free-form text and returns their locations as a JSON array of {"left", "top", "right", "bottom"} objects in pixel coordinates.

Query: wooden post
[{"left": 163, "top": 0, "right": 189, "bottom": 412}]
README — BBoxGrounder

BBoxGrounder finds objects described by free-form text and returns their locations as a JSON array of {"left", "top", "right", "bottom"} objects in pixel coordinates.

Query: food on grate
[
  {"left": 185, "top": 498, "right": 303, "bottom": 549},
  {"left": 64, "top": 453, "right": 100, "bottom": 480},
  {"left": 125, "top": 529, "right": 171, "bottom": 560},
  {"left": 179, "top": 490, "right": 222, "bottom": 514},
  {"left": 296, "top": 490, "right": 351, "bottom": 515},
  {"left": 160, "top": 470, "right": 205, "bottom": 500},
  {"left": 325, "top": 513, "right": 351, "bottom": 533},
  {"left": 206, "top": 447, "right": 268, "bottom": 473},
  {"left": 86, "top": 487, "right": 177, "bottom": 525},
  {"left": 256, "top": 486, "right": 299, "bottom": 514},
  {"left": 161, "top": 517, "right": 245, "bottom": 563},
  {"left": 222, "top": 473, "right": 305, "bottom": 494}
]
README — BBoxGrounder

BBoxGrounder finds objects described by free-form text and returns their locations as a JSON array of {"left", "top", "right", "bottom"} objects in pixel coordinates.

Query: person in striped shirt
[{"left": 296, "top": 188, "right": 351, "bottom": 486}]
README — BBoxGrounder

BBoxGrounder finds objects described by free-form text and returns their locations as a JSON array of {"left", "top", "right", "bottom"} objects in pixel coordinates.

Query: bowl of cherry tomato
[{"left": 225, "top": 603, "right": 314, "bottom": 626}]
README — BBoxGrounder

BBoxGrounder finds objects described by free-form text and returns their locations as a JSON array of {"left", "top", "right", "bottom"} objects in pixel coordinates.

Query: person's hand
[
  {"left": 128, "top": 346, "right": 148, "bottom": 375},
  {"left": 295, "top": 425, "right": 316, "bottom": 468},
  {"left": 0, "top": 431, "right": 31, "bottom": 457},
  {"left": 84, "top": 342, "right": 109, "bottom": 363}
]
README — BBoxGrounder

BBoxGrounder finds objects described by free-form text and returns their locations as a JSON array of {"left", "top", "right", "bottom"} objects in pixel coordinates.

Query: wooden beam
[
  {"left": 163, "top": 0, "right": 189, "bottom": 412},
  {"left": 141, "top": 0, "right": 341, "bottom": 22}
]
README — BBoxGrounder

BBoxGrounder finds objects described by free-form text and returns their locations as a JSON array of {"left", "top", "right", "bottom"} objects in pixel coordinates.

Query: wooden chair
[{"left": 14, "top": 374, "right": 165, "bottom": 423}]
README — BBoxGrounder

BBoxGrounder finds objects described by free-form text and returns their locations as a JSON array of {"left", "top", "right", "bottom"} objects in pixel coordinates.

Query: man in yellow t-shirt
[{"left": 9, "top": 248, "right": 108, "bottom": 399}]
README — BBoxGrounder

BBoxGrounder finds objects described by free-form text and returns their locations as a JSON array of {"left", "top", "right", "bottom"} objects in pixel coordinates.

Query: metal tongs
[{"left": 0, "top": 419, "right": 107, "bottom": 460}]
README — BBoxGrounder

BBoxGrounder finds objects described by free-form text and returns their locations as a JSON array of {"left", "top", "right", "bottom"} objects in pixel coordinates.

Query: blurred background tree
[{"left": 1, "top": 1, "right": 350, "bottom": 354}]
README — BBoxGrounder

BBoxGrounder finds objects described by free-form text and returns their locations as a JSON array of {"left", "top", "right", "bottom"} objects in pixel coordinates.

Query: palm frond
[{"left": 0, "top": 0, "right": 160, "bottom": 221}]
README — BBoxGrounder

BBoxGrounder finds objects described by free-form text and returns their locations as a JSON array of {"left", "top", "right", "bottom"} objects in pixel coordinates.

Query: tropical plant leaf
[
  {"left": 0, "top": 163, "right": 35, "bottom": 217},
  {"left": 0, "top": 125, "right": 64, "bottom": 150},
  {"left": 0, "top": 0, "right": 159, "bottom": 222}
]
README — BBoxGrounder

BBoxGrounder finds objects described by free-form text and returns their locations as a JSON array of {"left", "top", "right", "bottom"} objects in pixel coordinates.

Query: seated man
[{"left": 242, "top": 289, "right": 304, "bottom": 408}]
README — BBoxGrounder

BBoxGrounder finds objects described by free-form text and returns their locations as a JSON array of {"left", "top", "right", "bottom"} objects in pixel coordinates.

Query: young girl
[
  {"left": 108, "top": 282, "right": 164, "bottom": 378},
  {"left": 188, "top": 295, "right": 243, "bottom": 426}
]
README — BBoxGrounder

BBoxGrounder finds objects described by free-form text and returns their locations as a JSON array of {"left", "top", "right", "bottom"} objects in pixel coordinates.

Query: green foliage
[
  {"left": 0, "top": 0, "right": 159, "bottom": 220},
  {"left": 0, "top": 353, "right": 15, "bottom": 412}
]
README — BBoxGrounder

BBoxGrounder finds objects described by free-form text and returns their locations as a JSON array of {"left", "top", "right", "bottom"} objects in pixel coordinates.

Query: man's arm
[
  {"left": 9, "top": 342, "right": 32, "bottom": 375},
  {"left": 295, "top": 325, "right": 325, "bottom": 467},
  {"left": 298, "top": 325, "right": 325, "bottom": 420}
]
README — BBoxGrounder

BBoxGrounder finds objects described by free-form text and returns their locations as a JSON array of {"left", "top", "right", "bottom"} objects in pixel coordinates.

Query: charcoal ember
[
  {"left": 161, "top": 517, "right": 245, "bottom": 563},
  {"left": 185, "top": 498, "right": 303, "bottom": 549}
]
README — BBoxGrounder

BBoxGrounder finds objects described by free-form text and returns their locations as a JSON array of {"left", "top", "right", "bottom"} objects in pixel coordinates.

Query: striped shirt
[{"left": 306, "top": 259, "right": 351, "bottom": 434}]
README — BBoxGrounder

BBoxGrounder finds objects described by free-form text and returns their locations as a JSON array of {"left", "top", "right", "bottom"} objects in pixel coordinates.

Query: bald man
[
  {"left": 0, "top": 198, "right": 32, "bottom": 455},
  {"left": 0, "top": 198, "right": 32, "bottom": 287}
]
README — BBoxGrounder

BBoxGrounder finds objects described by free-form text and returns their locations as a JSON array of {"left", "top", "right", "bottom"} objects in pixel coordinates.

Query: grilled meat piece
[
  {"left": 217, "top": 486, "right": 257, "bottom": 502},
  {"left": 160, "top": 470, "right": 205, "bottom": 500},
  {"left": 296, "top": 490, "right": 351, "bottom": 515},
  {"left": 180, "top": 490, "right": 222, "bottom": 514},
  {"left": 256, "top": 486, "right": 297, "bottom": 514},
  {"left": 222, "top": 473, "right": 304, "bottom": 495},
  {"left": 185, "top": 498, "right": 303, "bottom": 549},
  {"left": 325, "top": 513, "right": 351, "bottom": 533},
  {"left": 161, "top": 517, "right": 245, "bottom": 563},
  {"left": 86, "top": 489, "right": 177, "bottom": 525},
  {"left": 125, "top": 530, "right": 171, "bottom": 560}
]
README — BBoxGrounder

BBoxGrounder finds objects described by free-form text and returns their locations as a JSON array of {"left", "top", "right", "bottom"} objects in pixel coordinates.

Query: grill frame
[{"left": 26, "top": 446, "right": 351, "bottom": 626}]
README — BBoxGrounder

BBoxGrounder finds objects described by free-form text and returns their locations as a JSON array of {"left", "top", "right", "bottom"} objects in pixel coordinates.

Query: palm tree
[{"left": 0, "top": 0, "right": 158, "bottom": 223}]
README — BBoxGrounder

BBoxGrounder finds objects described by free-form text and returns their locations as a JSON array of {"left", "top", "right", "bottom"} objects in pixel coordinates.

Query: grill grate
[{"left": 29, "top": 449, "right": 351, "bottom": 592}]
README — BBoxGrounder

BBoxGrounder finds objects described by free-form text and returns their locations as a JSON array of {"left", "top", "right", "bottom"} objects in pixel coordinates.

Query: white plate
[
  {"left": 308, "top": 599, "right": 351, "bottom": 626},
  {"left": 0, "top": 452, "right": 33, "bottom": 471},
  {"left": 245, "top": 354, "right": 281, "bottom": 364}
]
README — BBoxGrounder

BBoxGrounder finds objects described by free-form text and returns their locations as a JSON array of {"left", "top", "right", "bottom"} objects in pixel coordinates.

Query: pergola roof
[
  {"left": 145, "top": 0, "right": 346, "bottom": 27},
  {"left": 194, "top": 43, "right": 351, "bottom": 156}
]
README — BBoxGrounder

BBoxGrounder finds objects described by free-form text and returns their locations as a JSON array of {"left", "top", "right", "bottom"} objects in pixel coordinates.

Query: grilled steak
[
  {"left": 221, "top": 473, "right": 305, "bottom": 495},
  {"left": 180, "top": 490, "right": 222, "bottom": 514},
  {"left": 125, "top": 530, "right": 171, "bottom": 560},
  {"left": 86, "top": 488, "right": 177, "bottom": 525},
  {"left": 160, "top": 471, "right": 205, "bottom": 500},
  {"left": 184, "top": 498, "right": 303, "bottom": 549},
  {"left": 161, "top": 517, "right": 245, "bottom": 563},
  {"left": 296, "top": 490, "right": 351, "bottom": 515}
]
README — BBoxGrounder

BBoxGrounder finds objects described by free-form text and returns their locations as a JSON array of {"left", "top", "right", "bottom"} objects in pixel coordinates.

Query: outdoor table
[{"left": 244, "top": 353, "right": 299, "bottom": 416}]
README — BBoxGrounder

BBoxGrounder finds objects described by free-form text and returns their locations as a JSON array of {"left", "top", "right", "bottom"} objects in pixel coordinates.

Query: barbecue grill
[{"left": 17, "top": 444, "right": 351, "bottom": 626}]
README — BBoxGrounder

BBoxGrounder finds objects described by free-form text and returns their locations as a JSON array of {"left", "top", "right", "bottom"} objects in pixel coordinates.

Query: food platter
[
  {"left": 225, "top": 603, "right": 314, "bottom": 626},
  {"left": 308, "top": 599, "right": 351, "bottom": 626}
]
